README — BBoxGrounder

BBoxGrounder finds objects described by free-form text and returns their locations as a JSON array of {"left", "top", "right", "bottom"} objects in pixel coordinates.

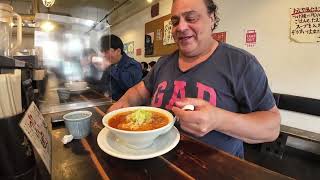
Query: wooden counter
[{"left": 46, "top": 103, "right": 294, "bottom": 180}]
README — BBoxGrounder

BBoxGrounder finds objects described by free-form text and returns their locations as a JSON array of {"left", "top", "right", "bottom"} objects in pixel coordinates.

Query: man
[
  {"left": 141, "top": 61, "right": 149, "bottom": 78},
  {"left": 148, "top": 61, "right": 156, "bottom": 70},
  {"left": 99, "top": 34, "right": 143, "bottom": 101},
  {"left": 108, "top": 0, "right": 280, "bottom": 158}
]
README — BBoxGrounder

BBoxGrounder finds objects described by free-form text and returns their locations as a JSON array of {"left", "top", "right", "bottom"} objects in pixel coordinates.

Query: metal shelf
[{"left": 0, "top": 56, "right": 32, "bottom": 69}]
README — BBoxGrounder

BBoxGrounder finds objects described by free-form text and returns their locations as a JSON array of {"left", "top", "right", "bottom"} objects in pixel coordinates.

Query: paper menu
[
  {"left": 19, "top": 102, "right": 51, "bottom": 173},
  {"left": 163, "top": 19, "right": 175, "bottom": 45}
]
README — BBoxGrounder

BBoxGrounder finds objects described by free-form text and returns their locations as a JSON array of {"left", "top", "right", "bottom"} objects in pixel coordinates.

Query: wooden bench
[
  {"left": 273, "top": 93, "right": 320, "bottom": 142},
  {"left": 280, "top": 125, "right": 320, "bottom": 143},
  {"left": 260, "top": 93, "right": 320, "bottom": 158}
]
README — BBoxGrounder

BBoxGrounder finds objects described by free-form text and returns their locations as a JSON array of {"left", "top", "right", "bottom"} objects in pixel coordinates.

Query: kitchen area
[{"left": 0, "top": 0, "right": 320, "bottom": 180}]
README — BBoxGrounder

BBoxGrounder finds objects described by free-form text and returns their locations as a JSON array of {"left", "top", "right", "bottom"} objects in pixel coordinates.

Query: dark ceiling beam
[
  {"left": 31, "top": 0, "right": 39, "bottom": 14},
  {"left": 86, "top": 0, "right": 130, "bottom": 33}
]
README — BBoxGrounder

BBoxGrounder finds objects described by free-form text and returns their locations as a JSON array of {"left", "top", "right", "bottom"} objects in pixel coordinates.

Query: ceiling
[
  {"left": 53, "top": 0, "right": 122, "bottom": 10},
  {"left": 0, "top": 0, "right": 157, "bottom": 25},
  {"left": 0, "top": 0, "right": 125, "bottom": 11}
]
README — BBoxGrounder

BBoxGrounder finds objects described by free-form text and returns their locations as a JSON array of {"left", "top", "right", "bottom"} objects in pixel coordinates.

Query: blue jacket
[{"left": 101, "top": 53, "right": 142, "bottom": 100}]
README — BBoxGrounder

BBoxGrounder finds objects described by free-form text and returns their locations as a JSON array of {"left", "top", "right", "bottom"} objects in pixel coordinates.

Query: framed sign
[{"left": 20, "top": 102, "right": 51, "bottom": 173}]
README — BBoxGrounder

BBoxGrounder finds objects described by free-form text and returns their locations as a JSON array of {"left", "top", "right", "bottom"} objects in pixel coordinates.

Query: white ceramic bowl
[
  {"left": 64, "top": 81, "right": 88, "bottom": 91},
  {"left": 102, "top": 106, "right": 175, "bottom": 149}
]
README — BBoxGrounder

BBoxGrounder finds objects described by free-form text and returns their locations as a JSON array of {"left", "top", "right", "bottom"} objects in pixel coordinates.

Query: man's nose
[{"left": 175, "top": 18, "right": 188, "bottom": 32}]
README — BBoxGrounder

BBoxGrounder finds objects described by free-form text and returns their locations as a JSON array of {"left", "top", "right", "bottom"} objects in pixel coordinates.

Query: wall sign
[
  {"left": 20, "top": 102, "right": 51, "bottom": 173},
  {"left": 156, "top": 29, "right": 162, "bottom": 41},
  {"left": 145, "top": 32, "right": 154, "bottom": 55},
  {"left": 124, "top": 41, "right": 134, "bottom": 56},
  {"left": 163, "top": 19, "right": 175, "bottom": 45},
  {"left": 212, "top": 32, "right": 227, "bottom": 42},
  {"left": 136, "top": 48, "right": 142, "bottom": 56},
  {"left": 151, "top": 3, "right": 159, "bottom": 18},
  {"left": 290, "top": 7, "right": 320, "bottom": 43},
  {"left": 245, "top": 30, "right": 257, "bottom": 47}
]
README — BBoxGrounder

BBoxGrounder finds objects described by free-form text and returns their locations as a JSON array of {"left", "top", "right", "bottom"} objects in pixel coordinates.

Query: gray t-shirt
[{"left": 143, "top": 42, "right": 275, "bottom": 157}]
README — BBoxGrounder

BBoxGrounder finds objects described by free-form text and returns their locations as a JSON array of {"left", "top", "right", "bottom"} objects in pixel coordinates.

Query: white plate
[
  {"left": 68, "top": 86, "right": 90, "bottom": 93},
  {"left": 97, "top": 127, "right": 180, "bottom": 160}
]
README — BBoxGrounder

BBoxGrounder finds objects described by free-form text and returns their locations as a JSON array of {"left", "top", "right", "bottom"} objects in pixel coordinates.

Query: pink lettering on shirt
[
  {"left": 151, "top": 81, "right": 167, "bottom": 107},
  {"left": 165, "top": 81, "right": 186, "bottom": 110},
  {"left": 196, "top": 82, "right": 217, "bottom": 106}
]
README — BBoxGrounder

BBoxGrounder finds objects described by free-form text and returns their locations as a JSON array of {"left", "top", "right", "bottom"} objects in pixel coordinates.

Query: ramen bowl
[{"left": 102, "top": 106, "right": 175, "bottom": 149}]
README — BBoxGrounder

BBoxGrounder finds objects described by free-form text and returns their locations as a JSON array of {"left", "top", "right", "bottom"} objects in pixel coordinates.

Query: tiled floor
[{"left": 245, "top": 143, "right": 320, "bottom": 180}]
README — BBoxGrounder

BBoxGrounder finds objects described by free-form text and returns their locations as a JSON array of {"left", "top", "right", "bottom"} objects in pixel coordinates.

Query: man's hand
[
  {"left": 172, "top": 98, "right": 222, "bottom": 137},
  {"left": 106, "top": 81, "right": 151, "bottom": 113},
  {"left": 107, "top": 101, "right": 129, "bottom": 113},
  {"left": 92, "top": 56, "right": 111, "bottom": 71}
]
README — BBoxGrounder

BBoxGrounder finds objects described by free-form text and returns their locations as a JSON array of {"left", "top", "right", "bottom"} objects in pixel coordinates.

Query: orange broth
[{"left": 108, "top": 110, "right": 169, "bottom": 131}]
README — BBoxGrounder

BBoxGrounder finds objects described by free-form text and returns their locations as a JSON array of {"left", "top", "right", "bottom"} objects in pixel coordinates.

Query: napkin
[
  {"left": 0, "top": 75, "right": 13, "bottom": 118},
  {"left": 0, "top": 69, "right": 22, "bottom": 118}
]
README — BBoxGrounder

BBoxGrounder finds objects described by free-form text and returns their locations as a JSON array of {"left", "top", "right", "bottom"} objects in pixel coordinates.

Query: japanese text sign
[{"left": 20, "top": 102, "right": 51, "bottom": 173}]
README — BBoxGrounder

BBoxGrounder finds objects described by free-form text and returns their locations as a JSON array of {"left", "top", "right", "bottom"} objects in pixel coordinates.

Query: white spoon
[
  {"left": 174, "top": 104, "right": 195, "bottom": 123},
  {"left": 182, "top": 104, "right": 195, "bottom": 111}
]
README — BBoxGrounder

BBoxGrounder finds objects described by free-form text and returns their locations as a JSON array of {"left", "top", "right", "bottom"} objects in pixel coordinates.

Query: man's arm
[
  {"left": 172, "top": 98, "right": 280, "bottom": 144},
  {"left": 216, "top": 106, "right": 280, "bottom": 143},
  {"left": 107, "top": 81, "right": 151, "bottom": 112},
  {"left": 110, "top": 64, "right": 142, "bottom": 90}
]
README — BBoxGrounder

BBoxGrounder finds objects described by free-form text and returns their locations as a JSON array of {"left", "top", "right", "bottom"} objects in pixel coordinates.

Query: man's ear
[
  {"left": 210, "top": 14, "right": 215, "bottom": 31},
  {"left": 116, "top": 48, "right": 122, "bottom": 55}
]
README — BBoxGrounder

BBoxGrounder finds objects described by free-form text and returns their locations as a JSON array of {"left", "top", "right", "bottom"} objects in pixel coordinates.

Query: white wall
[
  {"left": 214, "top": 0, "right": 320, "bottom": 100},
  {"left": 111, "top": 0, "right": 320, "bottom": 133}
]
